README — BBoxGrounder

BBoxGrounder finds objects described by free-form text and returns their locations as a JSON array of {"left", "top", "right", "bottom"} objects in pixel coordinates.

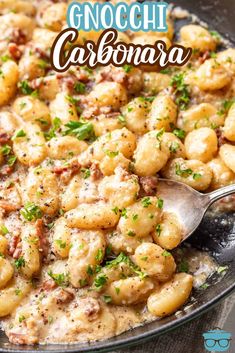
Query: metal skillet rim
[{"left": 0, "top": 282, "right": 234, "bottom": 353}]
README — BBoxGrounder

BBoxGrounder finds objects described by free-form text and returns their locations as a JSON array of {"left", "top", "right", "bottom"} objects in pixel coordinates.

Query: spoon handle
[{"left": 207, "top": 183, "right": 235, "bottom": 205}]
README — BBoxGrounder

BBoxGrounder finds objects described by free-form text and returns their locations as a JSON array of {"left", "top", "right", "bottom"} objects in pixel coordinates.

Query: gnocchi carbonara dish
[{"left": 0, "top": 0, "right": 234, "bottom": 346}]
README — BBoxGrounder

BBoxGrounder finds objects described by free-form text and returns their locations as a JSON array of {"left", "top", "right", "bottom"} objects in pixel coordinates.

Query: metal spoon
[{"left": 157, "top": 179, "right": 235, "bottom": 241}]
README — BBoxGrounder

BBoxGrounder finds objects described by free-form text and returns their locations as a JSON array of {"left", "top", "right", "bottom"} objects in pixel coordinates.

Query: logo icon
[{"left": 203, "top": 328, "right": 232, "bottom": 352}]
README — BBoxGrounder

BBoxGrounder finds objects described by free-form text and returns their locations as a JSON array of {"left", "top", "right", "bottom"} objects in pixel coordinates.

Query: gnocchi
[
  {"left": 147, "top": 273, "right": 193, "bottom": 317},
  {"left": 134, "top": 130, "right": 170, "bottom": 176},
  {"left": 117, "top": 197, "right": 162, "bottom": 238}
]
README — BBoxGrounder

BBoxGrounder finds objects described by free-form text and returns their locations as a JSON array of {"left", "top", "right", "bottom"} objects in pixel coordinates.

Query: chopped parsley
[
  {"left": 55, "top": 239, "right": 67, "bottom": 249},
  {"left": 7, "top": 155, "right": 17, "bottom": 167},
  {"left": 74, "top": 81, "right": 86, "bottom": 94},
  {"left": 0, "top": 144, "right": 11, "bottom": 155},
  {"left": 15, "top": 288, "right": 22, "bottom": 296},
  {"left": 66, "top": 95, "right": 79, "bottom": 105},
  {"left": 118, "top": 114, "right": 126, "bottom": 125},
  {"left": 127, "top": 230, "right": 135, "bottom": 237},
  {"left": 105, "top": 252, "right": 146, "bottom": 280},
  {"left": 1, "top": 55, "right": 10, "bottom": 62},
  {"left": 173, "top": 128, "right": 186, "bottom": 140},
  {"left": 86, "top": 265, "right": 94, "bottom": 276},
  {"left": 175, "top": 163, "right": 193, "bottom": 178},
  {"left": 95, "top": 249, "right": 104, "bottom": 262},
  {"left": 47, "top": 271, "right": 69, "bottom": 287},
  {"left": 121, "top": 208, "right": 128, "bottom": 218},
  {"left": 20, "top": 202, "right": 42, "bottom": 221},
  {"left": 169, "top": 141, "right": 180, "bottom": 153},
  {"left": 0, "top": 225, "right": 9, "bottom": 235},
  {"left": 193, "top": 173, "right": 202, "bottom": 180},
  {"left": 104, "top": 150, "right": 119, "bottom": 158},
  {"left": 217, "top": 99, "right": 235, "bottom": 116},
  {"left": 14, "top": 256, "right": 25, "bottom": 269},
  {"left": 122, "top": 64, "right": 133, "bottom": 73},
  {"left": 12, "top": 129, "right": 26, "bottom": 140},
  {"left": 141, "top": 256, "right": 148, "bottom": 261},
  {"left": 139, "top": 96, "right": 155, "bottom": 103},
  {"left": 217, "top": 265, "right": 228, "bottom": 274},
  {"left": 18, "top": 80, "right": 33, "bottom": 95},
  {"left": 64, "top": 120, "right": 94, "bottom": 141},
  {"left": 155, "top": 224, "right": 162, "bottom": 236},
  {"left": 38, "top": 59, "right": 48, "bottom": 69},
  {"left": 156, "top": 128, "right": 165, "bottom": 140},
  {"left": 162, "top": 250, "right": 171, "bottom": 257},
  {"left": 115, "top": 287, "right": 120, "bottom": 294},
  {"left": 79, "top": 278, "right": 88, "bottom": 287},
  {"left": 141, "top": 197, "right": 152, "bottom": 208},
  {"left": 44, "top": 117, "right": 62, "bottom": 141},
  {"left": 81, "top": 168, "right": 91, "bottom": 179},
  {"left": 160, "top": 68, "right": 172, "bottom": 74},
  {"left": 210, "top": 30, "right": 221, "bottom": 41},
  {"left": 132, "top": 214, "right": 138, "bottom": 221},
  {"left": 19, "top": 315, "right": 26, "bottom": 323},
  {"left": 103, "top": 295, "right": 112, "bottom": 303},
  {"left": 210, "top": 51, "right": 217, "bottom": 59},
  {"left": 111, "top": 206, "right": 119, "bottom": 215},
  {"left": 94, "top": 274, "right": 108, "bottom": 289},
  {"left": 36, "top": 118, "right": 49, "bottom": 126},
  {"left": 170, "top": 73, "right": 190, "bottom": 110},
  {"left": 47, "top": 222, "right": 54, "bottom": 230},
  {"left": 200, "top": 283, "right": 209, "bottom": 290},
  {"left": 157, "top": 198, "right": 164, "bottom": 209}
]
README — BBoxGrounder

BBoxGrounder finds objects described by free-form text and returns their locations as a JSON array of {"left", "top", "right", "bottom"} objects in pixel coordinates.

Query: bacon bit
[
  {"left": 0, "top": 132, "right": 10, "bottom": 145},
  {"left": 81, "top": 298, "right": 101, "bottom": 321},
  {"left": 30, "top": 78, "right": 43, "bottom": 90},
  {"left": 90, "top": 163, "right": 103, "bottom": 181},
  {"left": 35, "top": 47, "right": 50, "bottom": 60},
  {"left": 41, "top": 279, "right": 57, "bottom": 291},
  {"left": 199, "top": 50, "right": 210, "bottom": 64},
  {"left": 97, "top": 67, "right": 127, "bottom": 85},
  {"left": 139, "top": 176, "right": 158, "bottom": 196},
  {"left": 53, "top": 159, "right": 80, "bottom": 175},
  {"left": 54, "top": 159, "right": 81, "bottom": 184},
  {"left": 35, "top": 219, "right": 48, "bottom": 258},
  {"left": 57, "top": 71, "right": 89, "bottom": 92},
  {"left": 54, "top": 288, "right": 75, "bottom": 304},
  {"left": 0, "top": 165, "right": 14, "bottom": 177},
  {"left": 0, "top": 200, "right": 20, "bottom": 212},
  {"left": 8, "top": 235, "right": 22, "bottom": 259},
  {"left": 10, "top": 29, "right": 27, "bottom": 45},
  {"left": 8, "top": 43, "right": 22, "bottom": 60},
  {"left": 8, "top": 333, "right": 38, "bottom": 345},
  {"left": 76, "top": 71, "right": 89, "bottom": 83},
  {"left": 215, "top": 128, "right": 228, "bottom": 147},
  {"left": 105, "top": 112, "right": 121, "bottom": 119},
  {"left": 82, "top": 105, "right": 100, "bottom": 119},
  {"left": 57, "top": 74, "right": 77, "bottom": 91}
]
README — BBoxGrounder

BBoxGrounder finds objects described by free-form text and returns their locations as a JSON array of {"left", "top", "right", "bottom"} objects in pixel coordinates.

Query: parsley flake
[
  {"left": 15, "top": 256, "right": 25, "bottom": 269},
  {"left": 141, "top": 197, "right": 152, "bottom": 208},
  {"left": 64, "top": 120, "right": 95, "bottom": 141},
  {"left": 21, "top": 202, "right": 42, "bottom": 221}
]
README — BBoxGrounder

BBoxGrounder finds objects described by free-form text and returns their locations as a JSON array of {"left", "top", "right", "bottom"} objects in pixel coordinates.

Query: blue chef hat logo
[{"left": 203, "top": 328, "right": 232, "bottom": 352}]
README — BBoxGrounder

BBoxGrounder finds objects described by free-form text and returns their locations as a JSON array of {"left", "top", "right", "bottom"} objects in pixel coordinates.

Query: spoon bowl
[{"left": 157, "top": 179, "right": 235, "bottom": 241}]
